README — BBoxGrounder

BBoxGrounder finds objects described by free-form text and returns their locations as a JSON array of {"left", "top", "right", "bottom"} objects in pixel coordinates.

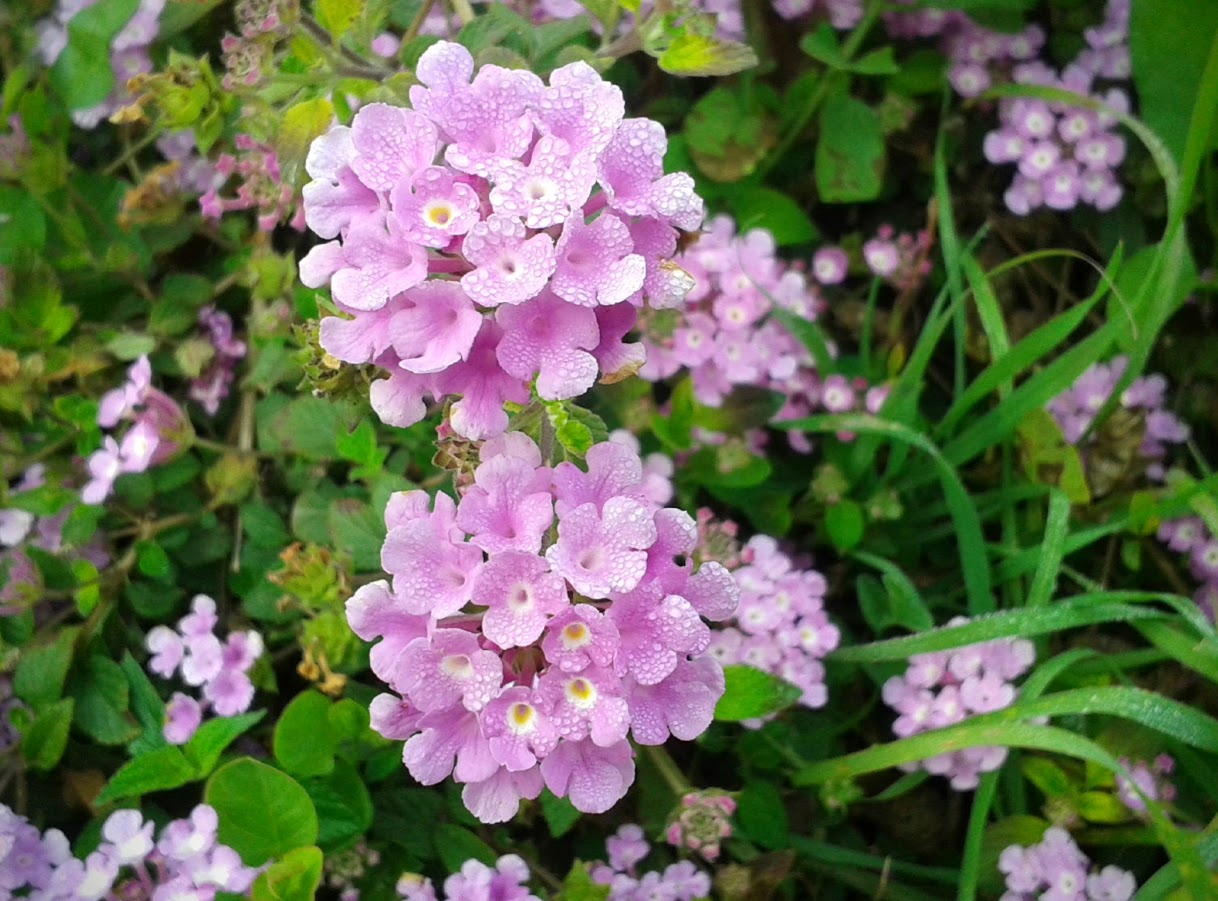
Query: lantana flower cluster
[
  {"left": 707, "top": 535, "right": 839, "bottom": 725},
  {"left": 1047, "top": 355, "right": 1189, "bottom": 480},
  {"left": 881, "top": 623, "right": 1035, "bottom": 789},
  {"left": 299, "top": 40, "right": 702, "bottom": 439},
  {"left": 998, "top": 827, "right": 1136, "bottom": 901},
  {"left": 592, "top": 823, "right": 712, "bottom": 901},
  {"left": 861, "top": 225, "right": 934, "bottom": 293},
  {"left": 83, "top": 356, "right": 190, "bottom": 505},
  {"left": 201, "top": 135, "right": 304, "bottom": 232},
  {"left": 665, "top": 790, "right": 736, "bottom": 861},
  {"left": 189, "top": 305, "right": 248, "bottom": 415},
  {"left": 0, "top": 802, "right": 258, "bottom": 900},
  {"left": 1115, "top": 754, "right": 1176, "bottom": 817},
  {"left": 36, "top": 0, "right": 165, "bottom": 129},
  {"left": 639, "top": 215, "right": 887, "bottom": 452},
  {"left": 397, "top": 854, "right": 538, "bottom": 901},
  {"left": 146, "top": 594, "right": 265, "bottom": 744},
  {"left": 347, "top": 433, "right": 739, "bottom": 821}
]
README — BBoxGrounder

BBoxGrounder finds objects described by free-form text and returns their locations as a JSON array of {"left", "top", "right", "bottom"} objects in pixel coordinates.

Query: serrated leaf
[
  {"left": 252, "top": 845, "right": 324, "bottom": 901},
  {"left": 278, "top": 97, "right": 336, "bottom": 186},
  {"left": 435, "top": 823, "right": 497, "bottom": 872},
  {"left": 540, "top": 789, "right": 581, "bottom": 839},
  {"left": 69, "top": 655, "right": 139, "bottom": 745},
  {"left": 48, "top": 0, "right": 140, "bottom": 111},
  {"left": 14, "top": 626, "right": 78, "bottom": 711},
  {"left": 728, "top": 187, "right": 817, "bottom": 245},
  {"left": 657, "top": 32, "right": 758, "bottom": 77},
  {"left": 95, "top": 745, "right": 200, "bottom": 804},
  {"left": 714, "top": 665, "right": 801, "bottom": 721},
  {"left": 21, "top": 698, "right": 75, "bottom": 771},
  {"left": 185, "top": 710, "right": 266, "bottom": 776}
]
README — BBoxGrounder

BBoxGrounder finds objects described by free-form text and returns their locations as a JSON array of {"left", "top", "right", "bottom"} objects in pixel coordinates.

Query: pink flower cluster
[
  {"left": 299, "top": 40, "right": 702, "bottom": 439},
  {"left": 708, "top": 535, "right": 839, "bottom": 725},
  {"left": 886, "top": 0, "right": 1131, "bottom": 214},
  {"left": 201, "top": 135, "right": 303, "bottom": 232},
  {"left": 397, "top": 855, "right": 538, "bottom": 901},
  {"left": 189, "top": 305, "right": 247, "bottom": 415},
  {"left": 1047, "top": 355, "right": 1190, "bottom": 480},
  {"left": 1115, "top": 754, "right": 1176, "bottom": 816},
  {"left": 592, "top": 824, "right": 712, "bottom": 901},
  {"left": 36, "top": 0, "right": 165, "bottom": 129},
  {"left": 772, "top": 0, "right": 863, "bottom": 29},
  {"left": 862, "top": 225, "right": 933, "bottom": 293},
  {"left": 999, "top": 827, "right": 1135, "bottom": 901},
  {"left": 0, "top": 802, "right": 258, "bottom": 901},
  {"left": 665, "top": 790, "right": 736, "bottom": 861},
  {"left": 881, "top": 622, "right": 1035, "bottom": 790},
  {"left": 145, "top": 595, "right": 264, "bottom": 744},
  {"left": 639, "top": 215, "right": 890, "bottom": 452},
  {"left": 1157, "top": 516, "right": 1218, "bottom": 622},
  {"left": 84, "top": 356, "right": 190, "bottom": 505},
  {"left": 347, "top": 434, "right": 739, "bottom": 822}
]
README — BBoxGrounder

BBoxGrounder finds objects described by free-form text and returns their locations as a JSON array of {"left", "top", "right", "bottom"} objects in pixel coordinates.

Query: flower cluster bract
[
  {"left": 347, "top": 434, "right": 739, "bottom": 821},
  {"left": 998, "top": 827, "right": 1136, "bottom": 901},
  {"left": 300, "top": 40, "right": 702, "bottom": 439},
  {"left": 0, "top": 802, "right": 258, "bottom": 900},
  {"left": 882, "top": 621, "right": 1035, "bottom": 789}
]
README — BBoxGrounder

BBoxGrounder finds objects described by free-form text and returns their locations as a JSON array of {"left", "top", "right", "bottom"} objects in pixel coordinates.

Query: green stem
[
  {"left": 645, "top": 744, "right": 692, "bottom": 796},
  {"left": 403, "top": 0, "right": 439, "bottom": 45}
]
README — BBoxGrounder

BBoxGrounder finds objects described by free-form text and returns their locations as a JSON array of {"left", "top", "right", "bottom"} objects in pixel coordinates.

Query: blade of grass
[
  {"left": 776, "top": 412, "right": 994, "bottom": 613},
  {"left": 1025, "top": 489, "right": 1071, "bottom": 608}
]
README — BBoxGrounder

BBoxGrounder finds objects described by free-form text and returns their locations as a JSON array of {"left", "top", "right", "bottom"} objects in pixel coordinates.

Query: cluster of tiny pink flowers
[
  {"left": 984, "top": 1, "right": 1130, "bottom": 214},
  {"left": 347, "top": 433, "right": 739, "bottom": 822},
  {"left": 300, "top": 40, "right": 702, "bottom": 439},
  {"left": 640, "top": 215, "right": 890, "bottom": 452},
  {"left": 219, "top": 0, "right": 297, "bottom": 91},
  {"left": 1047, "top": 355, "right": 1190, "bottom": 479},
  {"left": 2, "top": 465, "right": 110, "bottom": 612},
  {"left": 189, "top": 306, "right": 247, "bottom": 415},
  {"left": 157, "top": 130, "right": 224, "bottom": 197},
  {"left": 881, "top": 621, "right": 1035, "bottom": 790},
  {"left": 592, "top": 824, "right": 712, "bottom": 901},
  {"left": 145, "top": 595, "right": 264, "bottom": 744},
  {"left": 999, "top": 827, "right": 1135, "bottom": 901},
  {"left": 708, "top": 535, "right": 839, "bottom": 726},
  {"left": 83, "top": 356, "right": 190, "bottom": 505},
  {"left": 397, "top": 854, "right": 538, "bottom": 901},
  {"left": 862, "top": 226, "right": 933, "bottom": 293},
  {"left": 772, "top": 0, "right": 862, "bottom": 29},
  {"left": 201, "top": 135, "right": 304, "bottom": 232},
  {"left": 1158, "top": 517, "right": 1218, "bottom": 621},
  {"left": 666, "top": 790, "right": 736, "bottom": 862},
  {"left": 35, "top": 0, "right": 164, "bottom": 128},
  {"left": 0, "top": 802, "right": 258, "bottom": 900},
  {"left": 1115, "top": 754, "right": 1176, "bottom": 816},
  {"left": 324, "top": 838, "right": 381, "bottom": 901}
]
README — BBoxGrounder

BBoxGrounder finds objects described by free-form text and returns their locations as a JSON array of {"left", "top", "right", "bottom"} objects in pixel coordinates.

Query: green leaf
[
  {"left": 1077, "top": 790, "right": 1132, "bottom": 825},
  {"left": 274, "top": 691, "right": 339, "bottom": 778},
  {"left": 435, "top": 824, "right": 497, "bottom": 873},
  {"left": 206, "top": 758, "right": 319, "bottom": 866},
  {"left": 1130, "top": 0, "right": 1218, "bottom": 163},
  {"left": 336, "top": 420, "right": 381, "bottom": 467},
  {"left": 657, "top": 32, "right": 759, "bottom": 77},
  {"left": 135, "top": 539, "right": 174, "bottom": 581},
  {"left": 185, "top": 711, "right": 266, "bottom": 776},
  {"left": 0, "top": 187, "right": 48, "bottom": 265},
  {"left": 816, "top": 90, "right": 885, "bottom": 202},
  {"left": 105, "top": 332, "right": 157, "bottom": 361},
  {"left": 95, "top": 745, "right": 199, "bottom": 804},
  {"left": 14, "top": 626, "right": 78, "bottom": 711},
  {"left": 48, "top": 0, "right": 140, "bottom": 111},
  {"left": 684, "top": 87, "right": 776, "bottom": 182},
  {"left": 69, "top": 655, "right": 139, "bottom": 745},
  {"left": 728, "top": 187, "right": 817, "bottom": 245},
  {"left": 540, "top": 789, "right": 581, "bottom": 839},
  {"left": 714, "top": 665, "right": 801, "bottom": 722},
  {"left": 555, "top": 862, "right": 611, "bottom": 901},
  {"left": 737, "top": 782, "right": 789, "bottom": 849},
  {"left": 21, "top": 698, "right": 74, "bottom": 771},
  {"left": 120, "top": 651, "right": 168, "bottom": 755},
  {"left": 252, "top": 845, "right": 324, "bottom": 901},
  {"left": 825, "top": 500, "right": 865, "bottom": 553},
  {"left": 278, "top": 97, "right": 337, "bottom": 185},
  {"left": 1020, "top": 757, "right": 1073, "bottom": 798},
  {"left": 799, "top": 25, "right": 899, "bottom": 75},
  {"left": 327, "top": 498, "right": 385, "bottom": 572},
  {"left": 316, "top": 0, "right": 363, "bottom": 39},
  {"left": 651, "top": 377, "right": 694, "bottom": 451},
  {"left": 305, "top": 761, "right": 374, "bottom": 847},
  {"left": 1015, "top": 410, "right": 1091, "bottom": 505}
]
